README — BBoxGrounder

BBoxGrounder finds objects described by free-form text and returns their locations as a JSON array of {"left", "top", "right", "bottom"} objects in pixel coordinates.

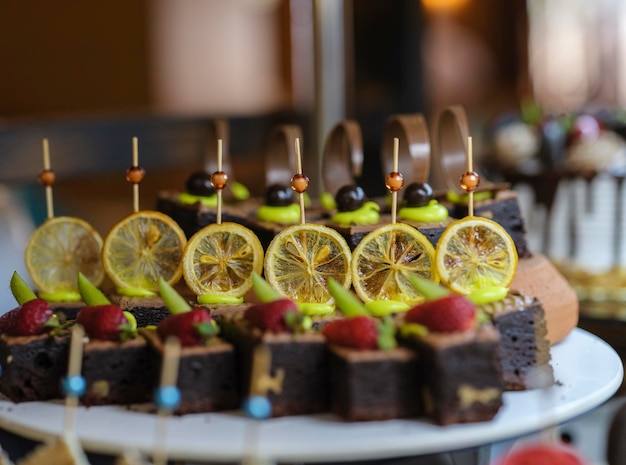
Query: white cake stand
[{"left": 0, "top": 328, "right": 621, "bottom": 463}]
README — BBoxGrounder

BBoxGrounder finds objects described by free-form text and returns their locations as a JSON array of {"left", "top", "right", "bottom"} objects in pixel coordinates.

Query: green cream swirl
[
  {"left": 398, "top": 200, "right": 448, "bottom": 223},
  {"left": 332, "top": 201, "right": 380, "bottom": 226},
  {"left": 256, "top": 203, "right": 300, "bottom": 223},
  {"left": 178, "top": 192, "right": 217, "bottom": 208}
]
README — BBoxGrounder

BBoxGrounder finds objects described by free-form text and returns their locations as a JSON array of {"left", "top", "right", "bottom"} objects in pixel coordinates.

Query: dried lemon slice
[
  {"left": 102, "top": 211, "right": 186, "bottom": 293},
  {"left": 182, "top": 222, "right": 264, "bottom": 298},
  {"left": 25, "top": 216, "right": 104, "bottom": 297},
  {"left": 435, "top": 216, "right": 518, "bottom": 294},
  {"left": 351, "top": 223, "right": 436, "bottom": 304},
  {"left": 264, "top": 223, "right": 352, "bottom": 304}
]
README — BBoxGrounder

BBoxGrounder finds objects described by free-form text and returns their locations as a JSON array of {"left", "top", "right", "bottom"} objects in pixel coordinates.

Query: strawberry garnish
[
  {"left": 405, "top": 294, "right": 476, "bottom": 333},
  {"left": 243, "top": 299, "right": 303, "bottom": 333},
  {"left": 156, "top": 309, "right": 217, "bottom": 347},
  {"left": 0, "top": 298, "right": 55, "bottom": 336},
  {"left": 77, "top": 305, "right": 133, "bottom": 342},
  {"left": 322, "top": 315, "right": 396, "bottom": 350}
]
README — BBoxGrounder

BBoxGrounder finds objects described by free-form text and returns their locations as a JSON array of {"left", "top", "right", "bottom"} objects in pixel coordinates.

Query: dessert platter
[
  {"left": 0, "top": 107, "right": 617, "bottom": 464},
  {"left": 0, "top": 327, "right": 620, "bottom": 463}
]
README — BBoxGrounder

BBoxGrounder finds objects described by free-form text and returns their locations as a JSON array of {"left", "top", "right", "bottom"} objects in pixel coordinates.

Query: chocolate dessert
[
  {"left": 81, "top": 336, "right": 156, "bottom": 406},
  {"left": 328, "top": 345, "right": 420, "bottom": 421},
  {"left": 142, "top": 328, "right": 239, "bottom": 414},
  {"left": 0, "top": 333, "right": 69, "bottom": 402}
]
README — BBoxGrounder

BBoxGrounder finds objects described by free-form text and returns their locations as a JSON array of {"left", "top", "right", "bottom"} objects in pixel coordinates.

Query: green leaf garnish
[
  {"left": 10, "top": 271, "right": 37, "bottom": 305},
  {"left": 399, "top": 322, "right": 429, "bottom": 339},
  {"left": 78, "top": 272, "right": 111, "bottom": 306},
  {"left": 320, "top": 191, "right": 337, "bottom": 210},
  {"left": 284, "top": 312, "right": 312, "bottom": 332},
  {"left": 195, "top": 320, "right": 219, "bottom": 338},
  {"left": 375, "top": 317, "right": 397, "bottom": 350},
  {"left": 158, "top": 277, "right": 191, "bottom": 315},
  {"left": 408, "top": 275, "right": 450, "bottom": 301},
  {"left": 251, "top": 272, "right": 282, "bottom": 303},
  {"left": 328, "top": 278, "right": 369, "bottom": 317},
  {"left": 119, "top": 311, "right": 138, "bottom": 341}
]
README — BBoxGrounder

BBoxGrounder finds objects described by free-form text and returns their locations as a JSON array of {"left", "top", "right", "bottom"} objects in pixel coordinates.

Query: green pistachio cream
[
  {"left": 198, "top": 294, "right": 244, "bottom": 305},
  {"left": 398, "top": 200, "right": 448, "bottom": 223},
  {"left": 116, "top": 287, "right": 158, "bottom": 298},
  {"left": 446, "top": 190, "right": 493, "bottom": 205},
  {"left": 177, "top": 192, "right": 218, "bottom": 208},
  {"left": 39, "top": 291, "right": 82, "bottom": 303},
  {"left": 256, "top": 203, "right": 301, "bottom": 223},
  {"left": 332, "top": 201, "right": 380, "bottom": 226}
]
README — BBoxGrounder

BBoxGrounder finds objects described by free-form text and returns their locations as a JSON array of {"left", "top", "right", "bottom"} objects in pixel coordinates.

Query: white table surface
[{"left": 0, "top": 328, "right": 621, "bottom": 463}]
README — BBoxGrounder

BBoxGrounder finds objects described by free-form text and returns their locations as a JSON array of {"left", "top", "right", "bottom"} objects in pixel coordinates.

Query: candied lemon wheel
[
  {"left": 351, "top": 223, "right": 436, "bottom": 304},
  {"left": 102, "top": 211, "right": 186, "bottom": 292},
  {"left": 264, "top": 223, "right": 352, "bottom": 304},
  {"left": 25, "top": 216, "right": 104, "bottom": 294},
  {"left": 435, "top": 216, "right": 518, "bottom": 294},
  {"left": 182, "top": 222, "right": 264, "bottom": 297}
]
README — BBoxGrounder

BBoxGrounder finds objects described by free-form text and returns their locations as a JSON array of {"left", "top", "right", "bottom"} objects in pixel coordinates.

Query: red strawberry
[
  {"left": 157, "top": 309, "right": 216, "bottom": 347},
  {"left": 405, "top": 295, "right": 476, "bottom": 333},
  {"left": 77, "top": 305, "right": 130, "bottom": 341},
  {"left": 322, "top": 315, "right": 395, "bottom": 350},
  {"left": 0, "top": 298, "right": 54, "bottom": 336},
  {"left": 243, "top": 299, "right": 300, "bottom": 333}
]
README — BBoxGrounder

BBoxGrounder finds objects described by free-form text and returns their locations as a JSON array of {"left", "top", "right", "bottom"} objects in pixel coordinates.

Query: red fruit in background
[
  {"left": 77, "top": 305, "right": 129, "bottom": 341},
  {"left": 496, "top": 443, "right": 588, "bottom": 465},
  {"left": 157, "top": 308, "right": 215, "bottom": 346},
  {"left": 322, "top": 316, "right": 380, "bottom": 350},
  {"left": 0, "top": 298, "right": 53, "bottom": 336},
  {"left": 571, "top": 114, "right": 602, "bottom": 142},
  {"left": 405, "top": 295, "right": 476, "bottom": 333},
  {"left": 244, "top": 299, "right": 299, "bottom": 333}
]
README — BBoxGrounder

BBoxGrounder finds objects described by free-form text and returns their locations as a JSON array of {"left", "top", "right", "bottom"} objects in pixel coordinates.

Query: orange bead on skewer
[
  {"left": 125, "top": 166, "right": 145, "bottom": 184},
  {"left": 38, "top": 169, "right": 56, "bottom": 187},
  {"left": 290, "top": 173, "right": 309, "bottom": 194},
  {"left": 460, "top": 170, "right": 480, "bottom": 192},
  {"left": 211, "top": 171, "right": 228, "bottom": 190},
  {"left": 385, "top": 172, "right": 404, "bottom": 192}
]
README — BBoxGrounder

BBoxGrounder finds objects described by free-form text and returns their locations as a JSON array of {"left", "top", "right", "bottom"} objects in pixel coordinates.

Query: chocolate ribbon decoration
[
  {"left": 265, "top": 125, "right": 301, "bottom": 187},
  {"left": 381, "top": 114, "right": 431, "bottom": 184},
  {"left": 431, "top": 105, "right": 505, "bottom": 194},
  {"left": 321, "top": 120, "right": 364, "bottom": 196}
]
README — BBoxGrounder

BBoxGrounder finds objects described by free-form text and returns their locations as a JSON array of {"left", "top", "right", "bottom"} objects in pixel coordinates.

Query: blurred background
[{"left": 2, "top": 1, "right": 626, "bottom": 462}]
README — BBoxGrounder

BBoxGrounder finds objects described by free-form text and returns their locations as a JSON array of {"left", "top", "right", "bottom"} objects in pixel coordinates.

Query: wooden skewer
[
  {"left": 132, "top": 137, "right": 140, "bottom": 213},
  {"left": 216, "top": 139, "right": 223, "bottom": 225},
  {"left": 467, "top": 136, "right": 474, "bottom": 217},
  {"left": 153, "top": 336, "right": 182, "bottom": 465},
  {"left": 391, "top": 138, "right": 399, "bottom": 225},
  {"left": 295, "top": 138, "right": 306, "bottom": 225},
  {"left": 63, "top": 325, "right": 85, "bottom": 437},
  {"left": 42, "top": 138, "right": 55, "bottom": 219}
]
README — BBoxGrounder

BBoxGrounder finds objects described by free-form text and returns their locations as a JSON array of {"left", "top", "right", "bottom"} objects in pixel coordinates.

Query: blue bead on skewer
[
  {"left": 242, "top": 395, "right": 272, "bottom": 420},
  {"left": 62, "top": 375, "right": 86, "bottom": 397},
  {"left": 154, "top": 385, "right": 181, "bottom": 411}
]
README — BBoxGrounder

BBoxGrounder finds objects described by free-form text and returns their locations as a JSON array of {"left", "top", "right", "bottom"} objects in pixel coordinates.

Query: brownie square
[
  {"left": 0, "top": 333, "right": 69, "bottom": 402},
  {"left": 485, "top": 294, "right": 554, "bottom": 390},
  {"left": 81, "top": 336, "right": 156, "bottom": 406},
  {"left": 403, "top": 326, "right": 504, "bottom": 425},
  {"left": 328, "top": 346, "right": 421, "bottom": 421},
  {"left": 222, "top": 320, "right": 329, "bottom": 417},
  {"left": 142, "top": 329, "right": 240, "bottom": 414}
]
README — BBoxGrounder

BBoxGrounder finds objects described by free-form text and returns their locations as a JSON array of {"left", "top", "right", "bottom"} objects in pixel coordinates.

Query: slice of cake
[
  {"left": 323, "top": 316, "right": 420, "bottom": 421},
  {"left": 220, "top": 298, "right": 329, "bottom": 417},
  {"left": 0, "top": 278, "right": 69, "bottom": 402},
  {"left": 479, "top": 290, "right": 553, "bottom": 390},
  {"left": 401, "top": 292, "right": 504, "bottom": 425}
]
